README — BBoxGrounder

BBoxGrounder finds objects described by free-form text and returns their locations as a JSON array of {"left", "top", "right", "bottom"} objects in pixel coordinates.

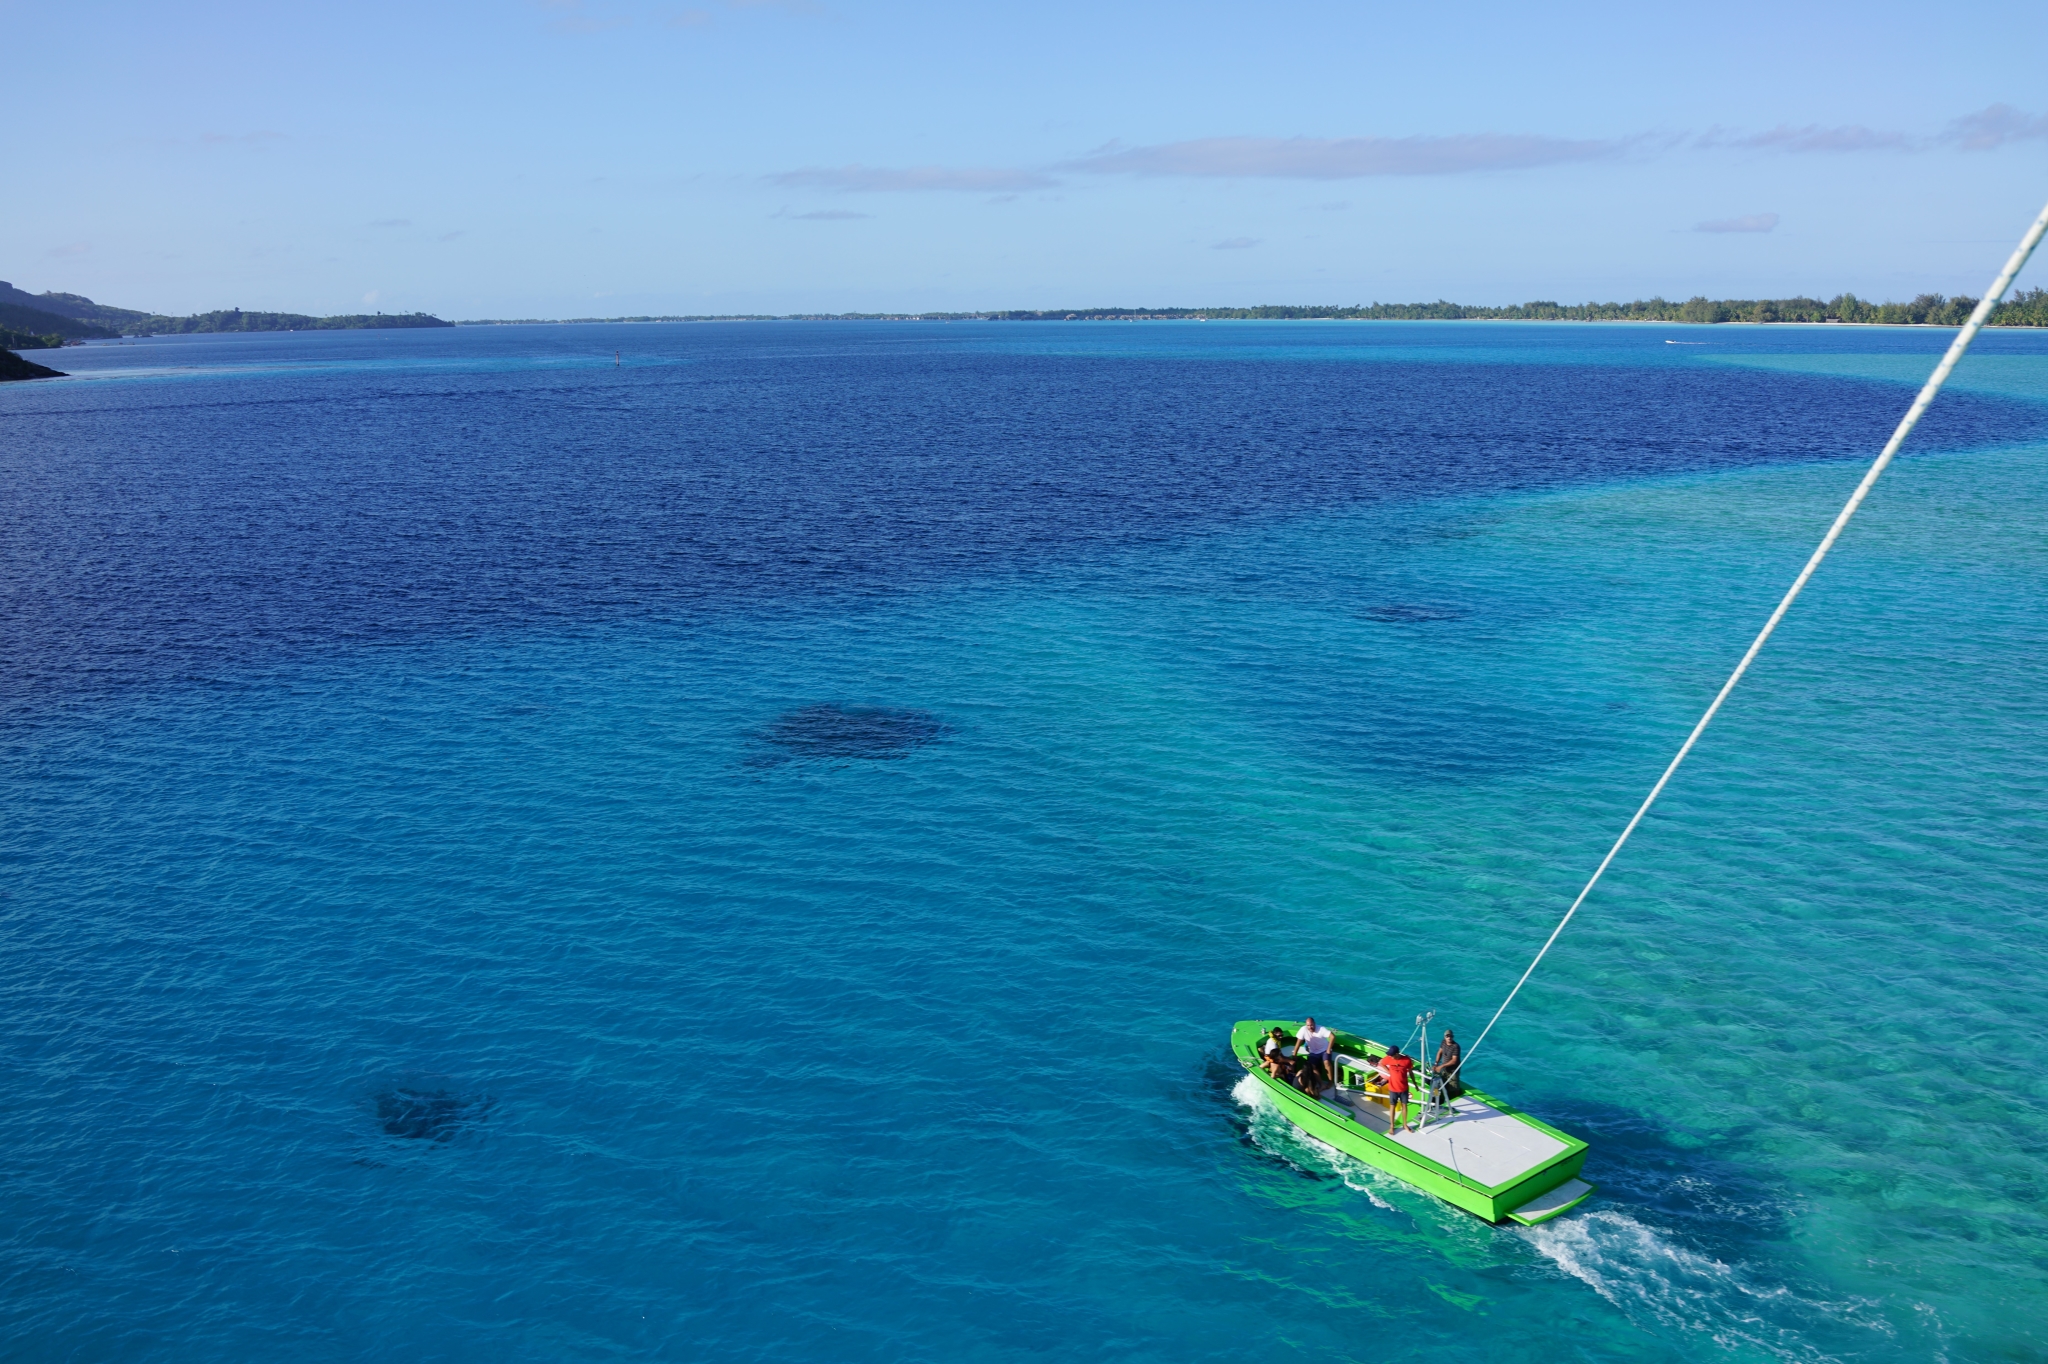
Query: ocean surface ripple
[{"left": 2, "top": 321, "right": 2045, "bottom": 1362}]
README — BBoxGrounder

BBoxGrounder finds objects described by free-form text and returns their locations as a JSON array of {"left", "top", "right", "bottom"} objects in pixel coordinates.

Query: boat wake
[
  {"left": 1234, "top": 1075, "right": 1893, "bottom": 1362},
  {"left": 1231, "top": 1072, "right": 1401, "bottom": 1209},
  {"left": 1523, "top": 1207, "right": 1892, "bottom": 1363}
]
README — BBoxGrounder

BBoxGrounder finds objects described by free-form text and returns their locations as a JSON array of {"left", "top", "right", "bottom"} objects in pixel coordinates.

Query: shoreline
[{"left": 446, "top": 315, "right": 2031, "bottom": 329}]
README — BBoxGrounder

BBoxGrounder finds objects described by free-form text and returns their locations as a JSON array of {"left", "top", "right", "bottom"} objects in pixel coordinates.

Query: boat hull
[{"left": 1231, "top": 1020, "right": 1590, "bottom": 1223}]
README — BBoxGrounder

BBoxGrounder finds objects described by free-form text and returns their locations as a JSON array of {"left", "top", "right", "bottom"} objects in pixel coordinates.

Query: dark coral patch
[
  {"left": 375, "top": 1084, "right": 485, "bottom": 1142},
  {"left": 752, "top": 703, "right": 951, "bottom": 765}
]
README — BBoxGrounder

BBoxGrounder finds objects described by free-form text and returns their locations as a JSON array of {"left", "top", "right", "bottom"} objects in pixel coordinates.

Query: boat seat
[{"left": 1332, "top": 1053, "right": 1386, "bottom": 1091}]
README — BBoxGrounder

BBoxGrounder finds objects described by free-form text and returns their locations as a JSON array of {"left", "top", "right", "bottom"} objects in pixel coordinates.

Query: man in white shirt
[{"left": 1298, "top": 1017, "right": 1335, "bottom": 1091}]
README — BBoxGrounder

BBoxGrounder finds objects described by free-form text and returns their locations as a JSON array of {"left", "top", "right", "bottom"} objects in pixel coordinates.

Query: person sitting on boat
[
  {"left": 1298, "top": 1017, "right": 1335, "bottom": 1091},
  {"left": 1258, "top": 1027, "right": 1296, "bottom": 1080},
  {"left": 1433, "top": 1029, "right": 1464, "bottom": 1101},
  {"left": 1379, "top": 1043, "right": 1416, "bottom": 1131}
]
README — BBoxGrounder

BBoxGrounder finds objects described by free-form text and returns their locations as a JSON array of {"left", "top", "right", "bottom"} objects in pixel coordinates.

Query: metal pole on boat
[{"left": 1416, "top": 1011, "right": 1432, "bottom": 1131}]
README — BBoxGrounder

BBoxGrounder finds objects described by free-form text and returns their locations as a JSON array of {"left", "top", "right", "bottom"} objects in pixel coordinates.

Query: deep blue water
[
  {"left": 9, "top": 323, "right": 2045, "bottom": 710},
  {"left": 3, "top": 321, "right": 2046, "bottom": 1362}
]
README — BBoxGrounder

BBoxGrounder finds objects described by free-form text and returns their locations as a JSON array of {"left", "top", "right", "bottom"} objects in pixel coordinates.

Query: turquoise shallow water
[{"left": 3, "top": 323, "right": 2047, "bottom": 1361}]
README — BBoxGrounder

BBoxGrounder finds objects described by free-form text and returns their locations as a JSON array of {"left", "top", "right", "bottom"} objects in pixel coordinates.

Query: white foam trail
[
  {"left": 1524, "top": 1210, "right": 1891, "bottom": 1364},
  {"left": 1235, "top": 1075, "right": 1893, "bottom": 1360},
  {"left": 1231, "top": 1072, "right": 1398, "bottom": 1209}
]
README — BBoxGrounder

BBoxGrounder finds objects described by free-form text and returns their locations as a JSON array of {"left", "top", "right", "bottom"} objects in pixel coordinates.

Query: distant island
[
  {"left": 7, "top": 275, "right": 2047, "bottom": 365},
  {"left": 459, "top": 289, "right": 2048, "bottom": 327},
  {"left": 0, "top": 280, "right": 454, "bottom": 344}
]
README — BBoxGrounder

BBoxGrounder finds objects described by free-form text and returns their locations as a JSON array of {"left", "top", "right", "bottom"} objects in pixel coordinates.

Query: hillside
[
  {"left": 0, "top": 296, "right": 118, "bottom": 340},
  {"left": 0, "top": 280, "right": 153, "bottom": 329},
  {"left": 0, "top": 325, "right": 67, "bottom": 350},
  {"left": 0, "top": 281, "right": 454, "bottom": 336},
  {"left": 134, "top": 309, "right": 455, "bottom": 334},
  {"left": 0, "top": 348, "right": 65, "bottom": 381}
]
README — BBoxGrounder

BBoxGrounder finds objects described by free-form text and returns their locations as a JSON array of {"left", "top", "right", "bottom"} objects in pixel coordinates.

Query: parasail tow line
[{"left": 1457, "top": 193, "right": 2048, "bottom": 1075}]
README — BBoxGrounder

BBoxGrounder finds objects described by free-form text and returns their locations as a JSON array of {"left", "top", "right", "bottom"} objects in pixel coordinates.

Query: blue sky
[{"left": 9, "top": 0, "right": 2048, "bottom": 316}]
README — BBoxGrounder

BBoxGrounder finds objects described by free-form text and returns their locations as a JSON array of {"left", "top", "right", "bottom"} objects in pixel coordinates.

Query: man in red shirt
[{"left": 1379, "top": 1044, "right": 1416, "bottom": 1132}]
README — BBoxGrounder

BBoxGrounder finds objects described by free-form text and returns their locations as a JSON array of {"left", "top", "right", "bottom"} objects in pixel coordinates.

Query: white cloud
[
  {"left": 1944, "top": 104, "right": 2048, "bottom": 150},
  {"left": 539, "top": 0, "right": 630, "bottom": 31},
  {"left": 1698, "top": 107, "right": 2048, "bottom": 156},
  {"left": 1709, "top": 123, "right": 1909, "bottom": 153},
  {"left": 662, "top": 0, "right": 820, "bottom": 26},
  {"left": 1071, "top": 133, "right": 1624, "bottom": 179},
  {"left": 758, "top": 105, "right": 2035, "bottom": 211},
  {"left": 1697, "top": 212, "right": 1779, "bottom": 234},
  {"left": 767, "top": 165, "right": 1056, "bottom": 192}
]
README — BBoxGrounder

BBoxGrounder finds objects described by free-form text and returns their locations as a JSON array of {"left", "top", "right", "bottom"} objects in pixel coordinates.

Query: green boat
[{"left": 1229, "top": 1019, "right": 1593, "bottom": 1225}]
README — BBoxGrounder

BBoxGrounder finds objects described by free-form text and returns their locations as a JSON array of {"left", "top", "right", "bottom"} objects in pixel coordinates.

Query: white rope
[{"left": 1458, "top": 194, "right": 2048, "bottom": 1076}]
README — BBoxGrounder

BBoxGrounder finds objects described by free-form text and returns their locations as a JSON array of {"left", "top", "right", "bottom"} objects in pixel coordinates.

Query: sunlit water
[{"left": 3, "top": 321, "right": 2045, "bottom": 1362}]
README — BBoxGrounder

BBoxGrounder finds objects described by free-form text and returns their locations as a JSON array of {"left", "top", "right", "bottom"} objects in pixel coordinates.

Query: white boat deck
[{"left": 1316, "top": 1086, "right": 1568, "bottom": 1189}]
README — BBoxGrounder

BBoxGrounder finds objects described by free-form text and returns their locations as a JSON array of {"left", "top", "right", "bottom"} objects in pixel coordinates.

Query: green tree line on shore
[
  {"left": 1, "top": 291, "right": 457, "bottom": 340},
  {"left": 461, "top": 289, "right": 2048, "bottom": 326},
  {"left": 0, "top": 303, "right": 116, "bottom": 340},
  {"left": 0, "top": 327, "right": 66, "bottom": 350},
  {"left": 135, "top": 309, "right": 455, "bottom": 334},
  {"left": 976, "top": 288, "right": 2048, "bottom": 325}
]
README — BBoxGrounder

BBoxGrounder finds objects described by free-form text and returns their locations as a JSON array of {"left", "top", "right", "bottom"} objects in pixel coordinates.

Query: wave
[
  {"left": 1233, "top": 1075, "right": 1894, "bottom": 1362},
  {"left": 1231, "top": 1072, "right": 1400, "bottom": 1208},
  {"left": 1524, "top": 1208, "right": 1895, "bottom": 1363}
]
